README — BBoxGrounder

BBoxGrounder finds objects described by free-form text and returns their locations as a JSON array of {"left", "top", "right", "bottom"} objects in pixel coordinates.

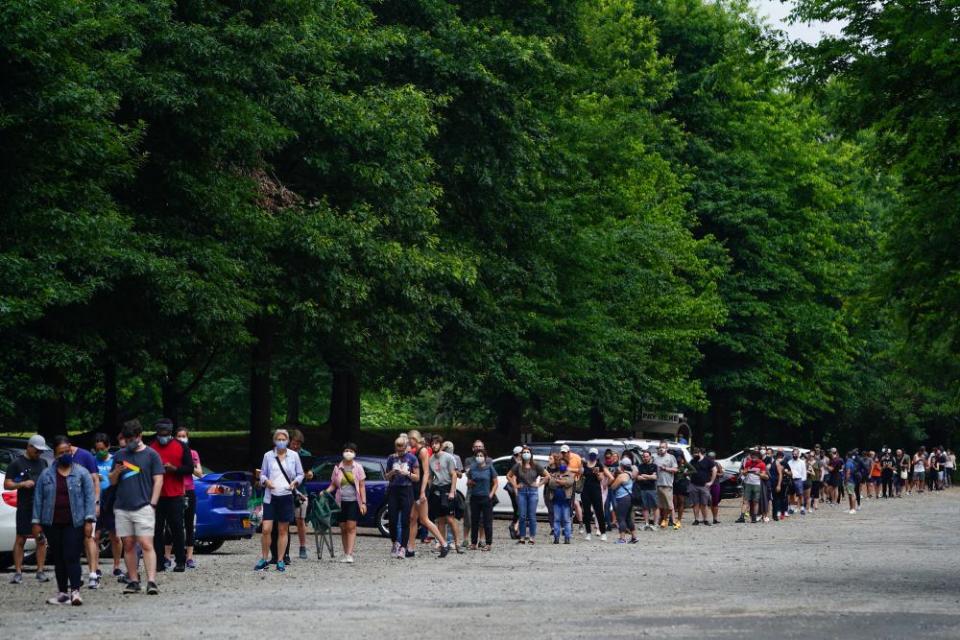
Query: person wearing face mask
[
  {"left": 4, "top": 434, "right": 51, "bottom": 586},
  {"left": 92, "top": 433, "right": 123, "bottom": 583},
  {"left": 385, "top": 437, "right": 420, "bottom": 558},
  {"left": 547, "top": 455, "right": 575, "bottom": 544},
  {"left": 460, "top": 440, "right": 486, "bottom": 547},
  {"left": 323, "top": 443, "right": 367, "bottom": 564},
  {"left": 58, "top": 437, "right": 100, "bottom": 587},
  {"left": 507, "top": 446, "right": 547, "bottom": 544},
  {"left": 581, "top": 448, "right": 610, "bottom": 541},
  {"left": 149, "top": 419, "right": 193, "bottom": 573},
  {"left": 426, "top": 435, "right": 460, "bottom": 555},
  {"left": 109, "top": 420, "right": 164, "bottom": 594},
  {"left": 288, "top": 429, "right": 314, "bottom": 561},
  {"left": 610, "top": 457, "right": 638, "bottom": 543},
  {"left": 466, "top": 448, "right": 498, "bottom": 550},
  {"left": 255, "top": 429, "right": 304, "bottom": 572},
  {"left": 652, "top": 442, "right": 679, "bottom": 529},
  {"left": 166, "top": 427, "right": 202, "bottom": 569},
  {"left": 32, "top": 436, "right": 97, "bottom": 605},
  {"left": 506, "top": 445, "right": 524, "bottom": 540},
  {"left": 602, "top": 450, "right": 619, "bottom": 530}
]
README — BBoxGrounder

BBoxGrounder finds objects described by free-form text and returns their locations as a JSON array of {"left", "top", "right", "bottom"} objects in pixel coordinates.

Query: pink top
[
  {"left": 328, "top": 461, "right": 366, "bottom": 506},
  {"left": 184, "top": 449, "right": 201, "bottom": 491}
]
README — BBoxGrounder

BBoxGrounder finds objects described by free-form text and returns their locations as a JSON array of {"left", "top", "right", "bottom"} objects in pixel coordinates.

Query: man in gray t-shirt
[
  {"left": 652, "top": 442, "right": 679, "bottom": 529},
  {"left": 426, "top": 437, "right": 460, "bottom": 553}
]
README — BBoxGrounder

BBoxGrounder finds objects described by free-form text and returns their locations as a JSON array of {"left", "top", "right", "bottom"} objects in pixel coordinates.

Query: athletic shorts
[
  {"left": 656, "top": 486, "right": 673, "bottom": 510},
  {"left": 743, "top": 483, "right": 762, "bottom": 502},
  {"left": 915, "top": 472, "right": 925, "bottom": 483},
  {"left": 15, "top": 507, "right": 34, "bottom": 536},
  {"left": 339, "top": 500, "right": 360, "bottom": 523},
  {"left": 845, "top": 482, "right": 856, "bottom": 495},
  {"left": 688, "top": 485, "right": 711, "bottom": 506},
  {"left": 263, "top": 493, "right": 295, "bottom": 524},
  {"left": 115, "top": 505, "right": 155, "bottom": 538},
  {"left": 428, "top": 486, "right": 453, "bottom": 519},
  {"left": 639, "top": 489, "right": 657, "bottom": 510}
]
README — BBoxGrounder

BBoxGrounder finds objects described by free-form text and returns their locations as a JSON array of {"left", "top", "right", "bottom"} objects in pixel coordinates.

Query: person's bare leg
[
  {"left": 260, "top": 520, "right": 273, "bottom": 560},
  {"left": 277, "top": 523, "right": 289, "bottom": 563},
  {"left": 110, "top": 533, "right": 122, "bottom": 572},
  {"left": 139, "top": 535, "right": 157, "bottom": 583},
  {"left": 296, "top": 516, "right": 307, "bottom": 547},
  {"left": 122, "top": 537, "right": 139, "bottom": 582},
  {"left": 35, "top": 537, "right": 47, "bottom": 573},
  {"left": 12, "top": 536, "right": 25, "bottom": 575}
]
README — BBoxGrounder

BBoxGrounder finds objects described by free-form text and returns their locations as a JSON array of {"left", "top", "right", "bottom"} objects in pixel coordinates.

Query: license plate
[{"left": 242, "top": 519, "right": 250, "bottom": 528}]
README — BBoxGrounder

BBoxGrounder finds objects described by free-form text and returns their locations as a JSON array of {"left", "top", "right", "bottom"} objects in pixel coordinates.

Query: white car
[
  {"left": 456, "top": 455, "right": 549, "bottom": 515},
  {"left": 717, "top": 445, "right": 811, "bottom": 475},
  {"left": 0, "top": 470, "right": 37, "bottom": 570}
]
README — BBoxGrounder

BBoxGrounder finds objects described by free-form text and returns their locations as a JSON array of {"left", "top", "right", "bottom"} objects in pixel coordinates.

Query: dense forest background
[{"left": 2, "top": 0, "right": 957, "bottom": 460}]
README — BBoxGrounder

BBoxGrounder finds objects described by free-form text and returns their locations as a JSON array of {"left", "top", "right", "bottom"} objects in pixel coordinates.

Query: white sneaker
[
  {"left": 763, "top": 516, "right": 770, "bottom": 523},
  {"left": 849, "top": 509, "right": 856, "bottom": 514},
  {"left": 584, "top": 534, "right": 592, "bottom": 541},
  {"left": 70, "top": 590, "right": 83, "bottom": 606},
  {"left": 801, "top": 507, "right": 806, "bottom": 515},
  {"left": 600, "top": 533, "right": 607, "bottom": 541},
  {"left": 339, "top": 555, "right": 354, "bottom": 564}
]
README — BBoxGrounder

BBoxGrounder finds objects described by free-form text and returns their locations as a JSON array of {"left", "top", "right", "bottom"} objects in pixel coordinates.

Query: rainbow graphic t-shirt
[{"left": 111, "top": 447, "right": 164, "bottom": 511}]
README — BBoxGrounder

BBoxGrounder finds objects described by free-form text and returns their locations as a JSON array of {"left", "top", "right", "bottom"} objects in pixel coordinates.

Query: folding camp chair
[{"left": 306, "top": 492, "right": 340, "bottom": 560}]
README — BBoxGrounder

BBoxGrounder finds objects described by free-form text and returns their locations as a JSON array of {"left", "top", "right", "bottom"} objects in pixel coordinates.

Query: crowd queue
[{"left": 4, "top": 422, "right": 956, "bottom": 606}]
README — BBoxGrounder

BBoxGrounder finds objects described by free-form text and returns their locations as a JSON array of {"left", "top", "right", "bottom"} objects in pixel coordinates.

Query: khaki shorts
[
  {"left": 656, "top": 486, "right": 673, "bottom": 510},
  {"left": 115, "top": 506, "right": 155, "bottom": 538},
  {"left": 296, "top": 494, "right": 309, "bottom": 519}
]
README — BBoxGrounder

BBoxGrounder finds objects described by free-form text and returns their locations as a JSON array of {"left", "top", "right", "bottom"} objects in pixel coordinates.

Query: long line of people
[{"left": 5, "top": 424, "right": 956, "bottom": 606}]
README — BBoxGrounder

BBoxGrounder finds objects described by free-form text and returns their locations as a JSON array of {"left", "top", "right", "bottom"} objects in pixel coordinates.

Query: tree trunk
[
  {"left": 589, "top": 401, "right": 606, "bottom": 437},
  {"left": 495, "top": 392, "right": 523, "bottom": 442},
  {"left": 249, "top": 316, "right": 274, "bottom": 466},
  {"left": 710, "top": 396, "right": 734, "bottom": 455},
  {"left": 328, "top": 369, "right": 360, "bottom": 445},
  {"left": 161, "top": 380, "right": 180, "bottom": 427},
  {"left": 102, "top": 360, "right": 118, "bottom": 433},
  {"left": 284, "top": 373, "right": 301, "bottom": 427}
]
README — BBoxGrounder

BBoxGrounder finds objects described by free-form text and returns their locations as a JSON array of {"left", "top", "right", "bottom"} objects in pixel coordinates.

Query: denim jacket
[{"left": 32, "top": 464, "right": 96, "bottom": 528}]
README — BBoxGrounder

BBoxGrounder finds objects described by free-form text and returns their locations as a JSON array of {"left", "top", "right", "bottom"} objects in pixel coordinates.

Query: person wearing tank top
[{"left": 404, "top": 431, "right": 446, "bottom": 558}]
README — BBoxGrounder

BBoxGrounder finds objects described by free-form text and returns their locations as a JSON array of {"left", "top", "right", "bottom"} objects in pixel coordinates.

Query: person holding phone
[
  {"left": 507, "top": 446, "right": 548, "bottom": 544},
  {"left": 323, "top": 443, "right": 366, "bottom": 564},
  {"left": 4, "top": 434, "right": 50, "bottom": 585},
  {"left": 385, "top": 436, "right": 419, "bottom": 558}
]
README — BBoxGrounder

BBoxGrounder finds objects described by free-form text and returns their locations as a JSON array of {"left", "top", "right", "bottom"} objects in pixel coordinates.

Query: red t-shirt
[{"left": 150, "top": 440, "right": 190, "bottom": 498}]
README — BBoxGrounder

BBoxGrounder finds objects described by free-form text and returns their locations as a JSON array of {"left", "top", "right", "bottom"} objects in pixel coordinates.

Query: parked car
[
  {"left": 0, "top": 470, "right": 37, "bottom": 570},
  {"left": 717, "top": 445, "right": 811, "bottom": 476},
  {"left": 302, "top": 456, "right": 391, "bottom": 537},
  {"left": 191, "top": 469, "right": 255, "bottom": 554},
  {"left": 456, "top": 454, "right": 550, "bottom": 516}
]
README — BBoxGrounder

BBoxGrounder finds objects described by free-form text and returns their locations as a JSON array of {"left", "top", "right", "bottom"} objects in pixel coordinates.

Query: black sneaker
[
  {"left": 735, "top": 515, "right": 746, "bottom": 523},
  {"left": 702, "top": 520, "right": 712, "bottom": 527},
  {"left": 173, "top": 564, "right": 186, "bottom": 573},
  {"left": 123, "top": 581, "right": 141, "bottom": 594},
  {"left": 146, "top": 581, "right": 159, "bottom": 595},
  {"left": 437, "top": 545, "right": 449, "bottom": 559},
  {"left": 553, "top": 537, "right": 560, "bottom": 544},
  {"left": 692, "top": 520, "right": 700, "bottom": 526},
  {"left": 405, "top": 550, "right": 416, "bottom": 558},
  {"left": 712, "top": 518, "right": 720, "bottom": 524}
]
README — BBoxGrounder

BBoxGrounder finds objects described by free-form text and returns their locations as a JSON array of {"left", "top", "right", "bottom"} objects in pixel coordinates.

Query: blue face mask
[
  {"left": 126, "top": 440, "right": 140, "bottom": 452},
  {"left": 58, "top": 453, "right": 74, "bottom": 467},
  {"left": 559, "top": 464, "right": 568, "bottom": 472},
  {"left": 157, "top": 435, "right": 172, "bottom": 446},
  {"left": 275, "top": 440, "right": 288, "bottom": 451}
]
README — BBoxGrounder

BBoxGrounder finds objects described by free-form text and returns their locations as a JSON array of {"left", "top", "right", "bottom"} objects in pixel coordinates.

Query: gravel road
[{"left": 3, "top": 491, "right": 958, "bottom": 639}]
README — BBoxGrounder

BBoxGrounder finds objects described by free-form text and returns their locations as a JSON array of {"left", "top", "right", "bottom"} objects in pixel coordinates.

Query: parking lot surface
[{"left": 2, "top": 492, "right": 958, "bottom": 639}]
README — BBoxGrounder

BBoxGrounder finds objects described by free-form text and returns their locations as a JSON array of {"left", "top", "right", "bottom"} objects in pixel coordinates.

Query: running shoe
[
  {"left": 628, "top": 537, "right": 638, "bottom": 544},
  {"left": 600, "top": 533, "right": 607, "bottom": 541},
  {"left": 299, "top": 547, "right": 308, "bottom": 560},
  {"left": 673, "top": 521, "right": 682, "bottom": 530},
  {"left": 146, "top": 581, "right": 159, "bottom": 595},
  {"left": 438, "top": 545, "right": 449, "bottom": 559},
  {"left": 397, "top": 547, "right": 407, "bottom": 559},
  {"left": 87, "top": 574, "right": 100, "bottom": 589},
  {"left": 47, "top": 592, "right": 70, "bottom": 605},
  {"left": 616, "top": 538, "right": 627, "bottom": 544},
  {"left": 36, "top": 571, "right": 50, "bottom": 583},
  {"left": 112, "top": 567, "right": 124, "bottom": 578},
  {"left": 276, "top": 561, "right": 286, "bottom": 572},
  {"left": 584, "top": 533, "right": 592, "bottom": 541},
  {"left": 9, "top": 573, "right": 22, "bottom": 585},
  {"left": 70, "top": 590, "right": 83, "bottom": 606},
  {"left": 186, "top": 559, "right": 197, "bottom": 569},
  {"left": 254, "top": 559, "right": 269, "bottom": 571},
  {"left": 123, "top": 581, "right": 142, "bottom": 594}
]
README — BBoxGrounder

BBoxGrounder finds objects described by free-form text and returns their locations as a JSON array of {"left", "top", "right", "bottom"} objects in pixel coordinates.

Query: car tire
[
  {"left": 193, "top": 539, "right": 225, "bottom": 554},
  {"left": 376, "top": 503, "right": 390, "bottom": 538}
]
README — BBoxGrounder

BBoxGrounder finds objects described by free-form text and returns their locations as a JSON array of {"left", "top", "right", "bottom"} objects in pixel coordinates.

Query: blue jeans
[
  {"left": 552, "top": 499, "right": 572, "bottom": 540},
  {"left": 518, "top": 487, "right": 539, "bottom": 538}
]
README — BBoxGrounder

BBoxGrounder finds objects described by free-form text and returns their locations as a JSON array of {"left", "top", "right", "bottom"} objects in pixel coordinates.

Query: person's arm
[
  {"left": 260, "top": 452, "right": 273, "bottom": 489},
  {"left": 150, "top": 474, "right": 163, "bottom": 507},
  {"left": 418, "top": 451, "right": 430, "bottom": 500},
  {"left": 506, "top": 467, "right": 518, "bottom": 492},
  {"left": 108, "top": 458, "right": 126, "bottom": 486},
  {"left": 193, "top": 452, "right": 204, "bottom": 478},
  {"left": 175, "top": 442, "right": 193, "bottom": 476},
  {"left": 31, "top": 471, "right": 45, "bottom": 525},
  {"left": 707, "top": 464, "right": 717, "bottom": 487},
  {"left": 490, "top": 470, "right": 499, "bottom": 498},
  {"left": 359, "top": 476, "right": 367, "bottom": 515},
  {"left": 448, "top": 462, "right": 458, "bottom": 499},
  {"left": 81, "top": 469, "right": 96, "bottom": 522},
  {"left": 409, "top": 456, "right": 420, "bottom": 484},
  {"left": 292, "top": 453, "right": 304, "bottom": 488}
]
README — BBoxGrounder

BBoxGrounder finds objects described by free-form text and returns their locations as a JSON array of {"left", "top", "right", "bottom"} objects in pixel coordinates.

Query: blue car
[
  {"left": 192, "top": 470, "right": 255, "bottom": 553},
  {"left": 303, "top": 456, "right": 390, "bottom": 537}
]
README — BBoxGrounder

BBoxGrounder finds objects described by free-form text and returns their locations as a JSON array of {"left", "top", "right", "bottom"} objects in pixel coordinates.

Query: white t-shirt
[{"left": 788, "top": 458, "right": 807, "bottom": 481}]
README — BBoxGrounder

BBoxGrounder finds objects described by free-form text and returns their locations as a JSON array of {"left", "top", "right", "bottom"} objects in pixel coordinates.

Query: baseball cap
[
  {"left": 27, "top": 434, "right": 51, "bottom": 451},
  {"left": 559, "top": 444, "right": 571, "bottom": 453},
  {"left": 512, "top": 446, "right": 523, "bottom": 455},
  {"left": 588, "top": 447, "right": 599, "bottom": 456},
  {"left": 619, "top": 457, "right": 633, "bottom": 467}
]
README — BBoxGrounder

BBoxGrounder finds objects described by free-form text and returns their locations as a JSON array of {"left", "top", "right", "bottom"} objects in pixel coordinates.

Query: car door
[
  {"left": 492, "top": 458, "right": 514, "bottom": 514},
  {"left": 358, "top": 460, "right": 386, "bottom": 526}
]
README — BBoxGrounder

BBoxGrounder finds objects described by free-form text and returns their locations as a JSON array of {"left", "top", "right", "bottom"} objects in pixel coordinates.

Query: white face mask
[
  {"left": 475, "top": 455, "right": 485, "bottom": 465},
  {"left": 521, "top": 452, "right": 532, "bottom": 461},
  {"left": 177, "top": 437, "right": 188, "bottom": 444},
  {"left": 343, "top": 451, "right": 355, "bottom": 462}
]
